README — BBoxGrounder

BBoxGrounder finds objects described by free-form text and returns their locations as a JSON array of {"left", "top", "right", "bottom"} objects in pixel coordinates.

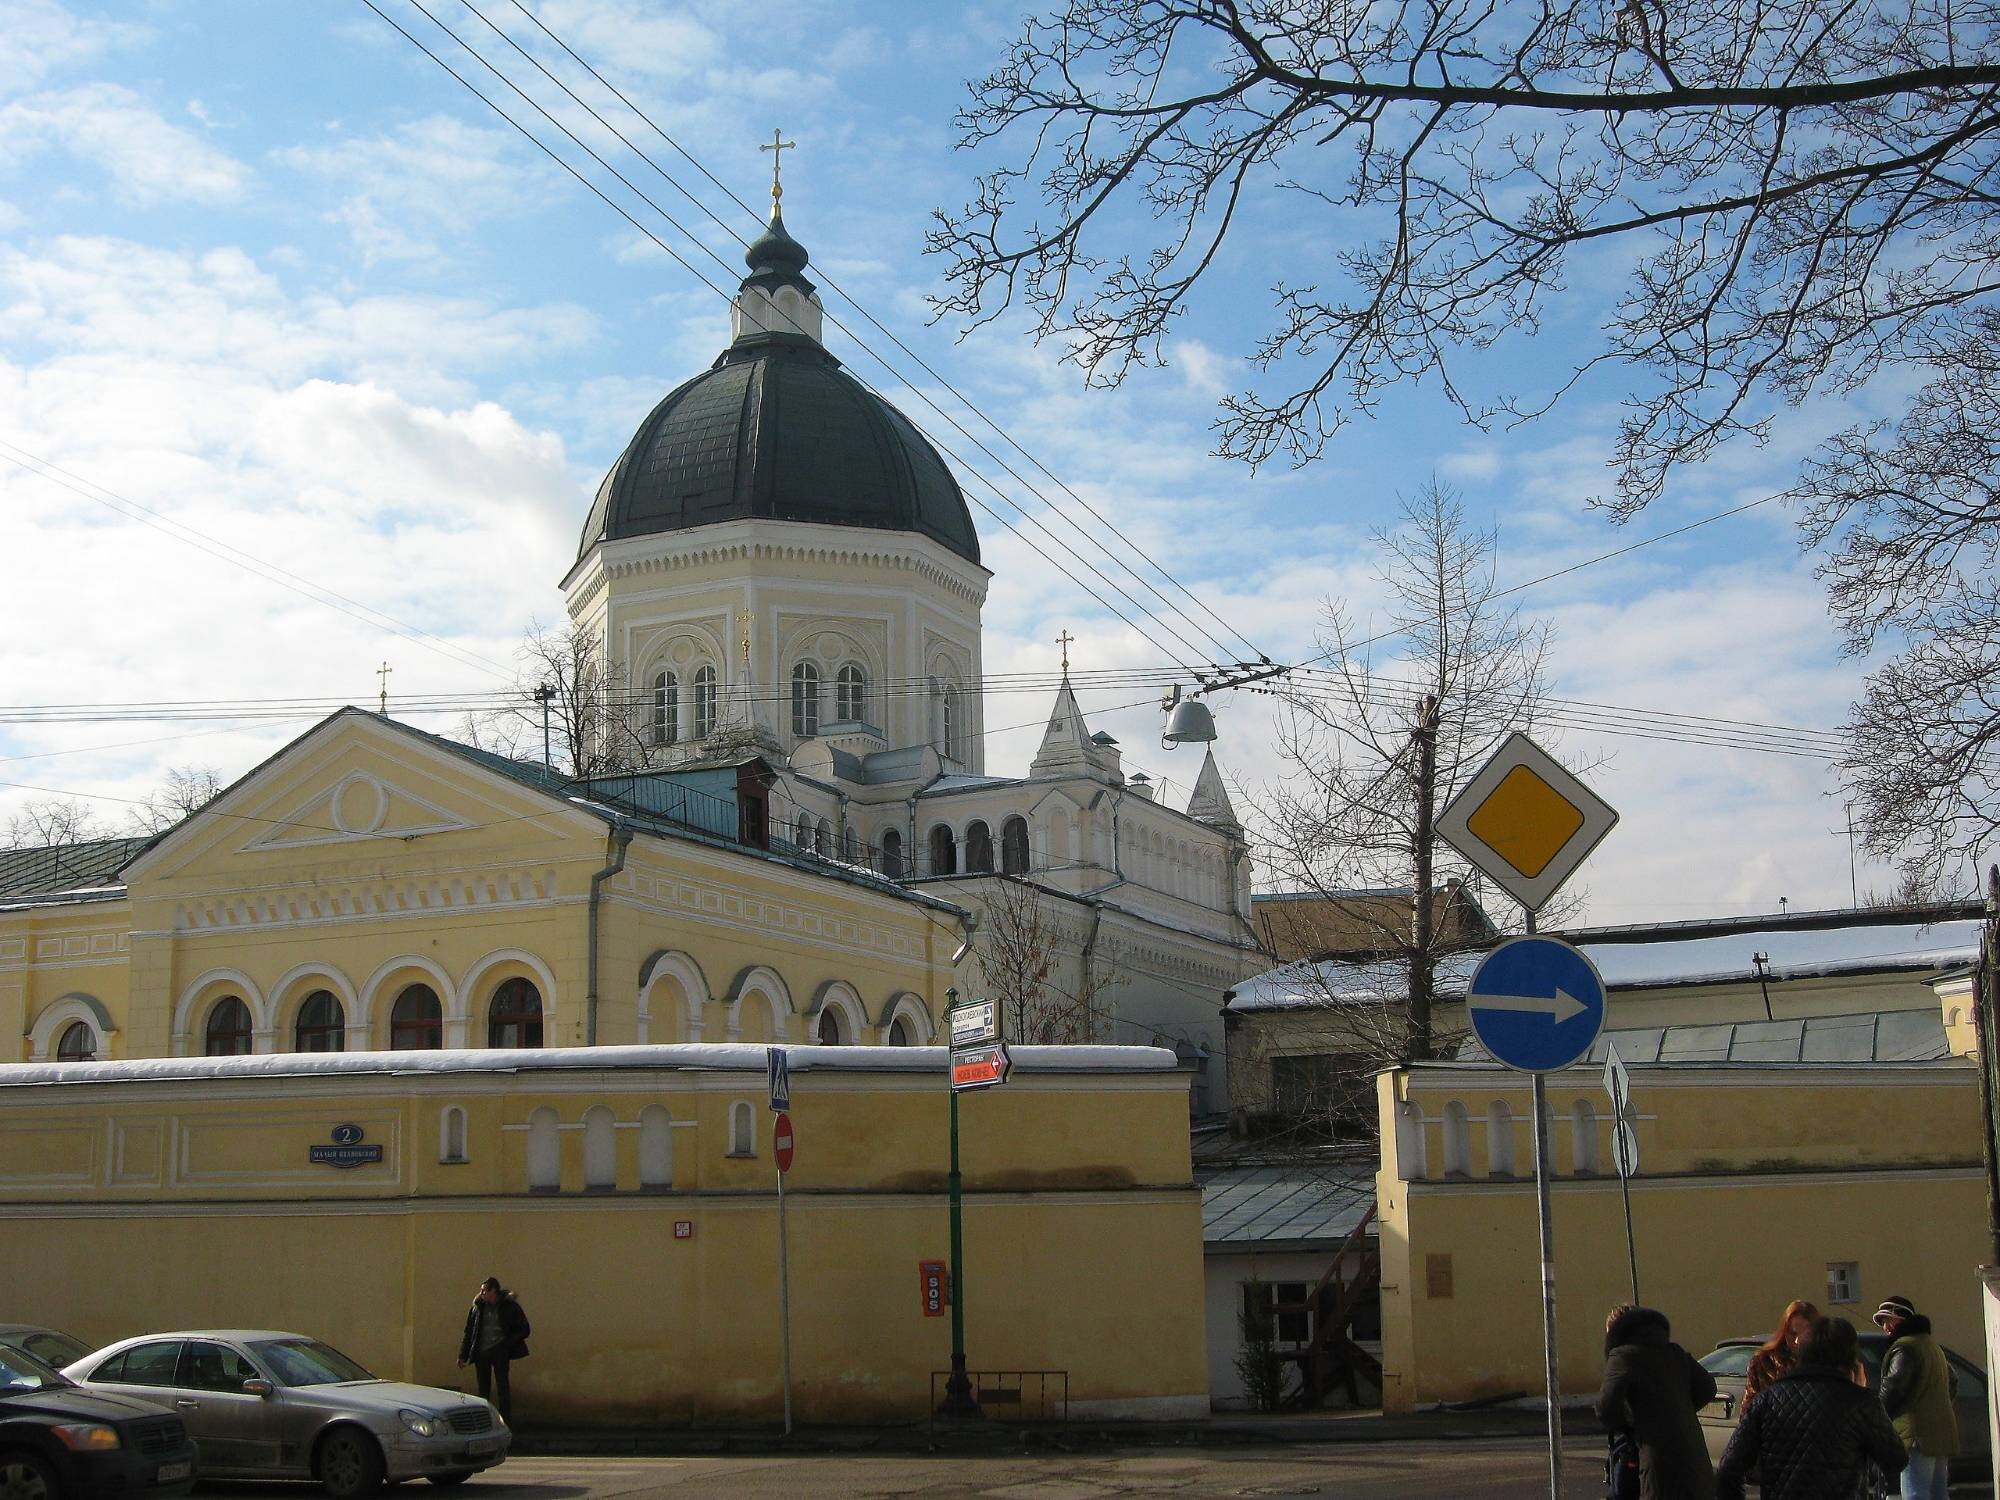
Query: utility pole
[
  {"left": 533, "top": 683, "right": 556, "bottom": 770},
  {"left": 1409, "top": 693, "right": 1441, "bottom": 1060},
  {"left": 1751, "top": 952, "right": 1776, "bottom": 1023}
]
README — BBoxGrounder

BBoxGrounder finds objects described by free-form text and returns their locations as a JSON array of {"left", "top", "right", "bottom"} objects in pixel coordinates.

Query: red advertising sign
[
  {"left": 919, "top": 1259, "right": 947, "bottom": 1317},
  {"left": 773, "top": 1111, "right": 795, "bottom": 1173},
  {"left": 949, "top": 1043, "right": 1011, "bottom": 1091}
]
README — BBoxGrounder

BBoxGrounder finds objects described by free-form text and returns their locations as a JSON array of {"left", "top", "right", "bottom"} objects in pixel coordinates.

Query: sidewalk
[{"left": 513, "top": 1406, "right": 1603, "bottom": 1457}]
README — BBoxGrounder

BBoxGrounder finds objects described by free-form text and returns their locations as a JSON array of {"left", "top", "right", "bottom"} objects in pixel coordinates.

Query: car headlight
[
  {"left": 52, "top": 1423, "right": 121, "bottom": 1452},
  {"left": 398, "top": 1410, "right": 438, "bottom": 1439}
]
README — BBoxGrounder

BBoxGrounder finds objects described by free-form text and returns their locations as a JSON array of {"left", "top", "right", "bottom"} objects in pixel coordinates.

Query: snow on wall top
[{"left": 0, "top": 1043, "right": 1181, "bottom": 1090}]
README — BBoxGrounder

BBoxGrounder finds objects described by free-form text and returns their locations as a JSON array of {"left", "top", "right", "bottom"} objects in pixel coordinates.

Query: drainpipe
[{"left": 585, "top": 818, "right": 634, "bottom": 1047}]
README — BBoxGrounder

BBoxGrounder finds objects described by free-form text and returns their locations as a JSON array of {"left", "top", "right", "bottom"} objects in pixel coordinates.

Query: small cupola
[{"left": 732, "top": 138, "right": 824, "bottom": 345}]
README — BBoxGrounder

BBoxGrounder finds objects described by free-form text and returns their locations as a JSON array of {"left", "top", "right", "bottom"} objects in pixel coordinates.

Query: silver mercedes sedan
[{"left": 63, "top": 1330, "right": 509, "bottom": 1496}]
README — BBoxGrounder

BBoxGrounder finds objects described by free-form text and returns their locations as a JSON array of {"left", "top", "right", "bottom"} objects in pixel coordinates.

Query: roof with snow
[
  {"left": 0, "top": 1042, "right": 1182, "bottom": 1090},
  {"left": 1228, "top": 916, "right": 1983, "bottom": 1012},
  {"left": 1201, "top": 1159, "right": 1375, "bottom": 1249}
]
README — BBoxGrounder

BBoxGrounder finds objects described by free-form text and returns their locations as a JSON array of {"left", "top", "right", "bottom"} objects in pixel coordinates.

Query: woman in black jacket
[
  {"left": 1596, "top": 1306, "right": 1718, "bottom": 1500},
  {"left": 1716, "top": 1316, "right": 1906, "bottom": 1500}
]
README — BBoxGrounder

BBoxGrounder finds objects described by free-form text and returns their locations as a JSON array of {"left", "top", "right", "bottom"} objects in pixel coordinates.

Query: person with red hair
[{"left": 1746, "top": 1299, "right": 1820, "bottom": 1400}]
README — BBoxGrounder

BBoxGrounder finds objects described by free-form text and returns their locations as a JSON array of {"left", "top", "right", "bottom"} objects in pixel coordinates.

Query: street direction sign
[
  {"left": 950, "top": 999, "right": 999, "bottom": 1048},
  {"left": 1602, "top": 1043, "right": 1632, "bottom": 1117},
  {"left": 767, "top": 1046, "right": 790, "bottom": 1113},
  {"left": 1437, "top": 733, "right": 1619, "bottom": 913},
  {"left": 950, "top": 1043, "right": 1012, "bottom": 1091},
  {"left": 773, "top": 1111, "right": 795, "bottom": 1173},
  {"left": 1467, "top": 936, "right": 1607, "bottom": 1073}
]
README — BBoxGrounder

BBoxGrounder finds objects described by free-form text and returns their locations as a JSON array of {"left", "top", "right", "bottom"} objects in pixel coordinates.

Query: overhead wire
[
  {"left": 482, "top": 0, "right": 1267, "bottom": 667},
  {"left": 375, "top": 0, "right": 1222, "bottom": 675}
]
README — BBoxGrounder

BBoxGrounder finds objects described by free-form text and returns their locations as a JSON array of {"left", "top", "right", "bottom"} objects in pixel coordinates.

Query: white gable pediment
[{"left": 243, "top": 771, "right": 471, "bottom": 852}]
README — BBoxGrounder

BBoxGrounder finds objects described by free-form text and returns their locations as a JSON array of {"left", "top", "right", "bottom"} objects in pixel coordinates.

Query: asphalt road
[{"left": 193, "top": 1440, "right": 1625, "bottom": 1499}]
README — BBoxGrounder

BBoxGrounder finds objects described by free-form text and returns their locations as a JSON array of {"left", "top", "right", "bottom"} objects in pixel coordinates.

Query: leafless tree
[
  {"left": 473, "top": 623, "right": 662, "bottom": 780},
  {"left": 126, "top": 766, "right": 224, "bottom": 836},
  {"left": 933, "top": 2, "right": 2000, "bottom": 875},
  {"left": 971, "top": 876, "right": 1123, "bottom": 1043},
  {"left": 3, "top": 796, "right": 104, "bottom": 849},
  {"left": 1787, "top": 331, "right": 2000, "bottom": 884},
  {"left": 1246, "top": 483, "right": 1558, "bottom": 1135}
]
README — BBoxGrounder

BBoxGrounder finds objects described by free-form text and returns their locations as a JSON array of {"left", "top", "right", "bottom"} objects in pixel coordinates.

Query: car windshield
[
  {"left": 251, "top": 1339, "right": 376, "bottom": 1387},
  {"left": 5, "top": 1331, "right": 89, "bottom": 1369},
  {"left": 0, "top": 1346, "right": 69, "bottom": 1395}
]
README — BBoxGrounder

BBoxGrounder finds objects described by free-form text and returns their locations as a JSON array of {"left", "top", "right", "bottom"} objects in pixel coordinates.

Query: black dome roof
[{"left": 578, "top": 212, "right": 981, "bottom": 574}]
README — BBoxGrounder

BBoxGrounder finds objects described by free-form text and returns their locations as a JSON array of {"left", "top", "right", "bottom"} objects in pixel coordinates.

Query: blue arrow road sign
[{"left": 1467, "top": 936, "right": 1607, "bottom": 1073}]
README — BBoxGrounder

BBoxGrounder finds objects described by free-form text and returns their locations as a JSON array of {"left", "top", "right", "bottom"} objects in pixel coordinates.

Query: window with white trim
[
  {"left": 835, "top": 663, "right": 867, "bottom": 722},
  {"left": 692, "top": 664, "right": 718, "bottom": 739},
  {"left": 791, "top": 661, "right": 820, "bottom": 737}
]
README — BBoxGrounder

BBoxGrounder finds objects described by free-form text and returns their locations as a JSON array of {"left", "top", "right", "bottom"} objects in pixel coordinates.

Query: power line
[
  {"left": 485, "top": 0, "right": 1266, "bottom": 666},
  {"left": 365, "top": 0, "right": 1218, "bottom": 678}
]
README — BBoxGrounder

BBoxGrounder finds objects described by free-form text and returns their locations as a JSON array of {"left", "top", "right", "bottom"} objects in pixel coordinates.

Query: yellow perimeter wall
[
  {"left": 1376, "top": 1063, "right": 1989, "bottom": 1411},
  {"left": 0, "top": 1047, "right": 1207, "bottom": 1424}
]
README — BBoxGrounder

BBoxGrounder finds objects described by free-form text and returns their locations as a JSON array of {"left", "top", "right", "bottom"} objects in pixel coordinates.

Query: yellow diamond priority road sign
[{"left": 1437, "top": 733, "right": 1617, "bottom": 914}]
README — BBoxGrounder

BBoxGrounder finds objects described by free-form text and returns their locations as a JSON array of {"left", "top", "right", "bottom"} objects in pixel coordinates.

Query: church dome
[{"left": 576, "top": 213, "right": 981, "bottom": 566}]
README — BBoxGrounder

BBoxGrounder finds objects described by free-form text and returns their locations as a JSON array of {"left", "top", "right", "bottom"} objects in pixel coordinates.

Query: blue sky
[{"left": 0, "top": 0, "right": 1925, "bottom": 920}]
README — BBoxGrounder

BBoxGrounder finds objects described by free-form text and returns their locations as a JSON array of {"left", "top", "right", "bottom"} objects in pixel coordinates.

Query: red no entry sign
[{"left": 773, "top": 1110, "right": 795, "bottom": 1173}]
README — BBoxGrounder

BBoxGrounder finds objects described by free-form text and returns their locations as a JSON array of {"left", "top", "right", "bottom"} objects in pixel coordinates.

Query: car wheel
[
  {"left": 316, "top": 1427, "right": 387, "bottom": 1499},
  {"left": 426, "top": 1474, "right": 473, "bottom": 1488},
  {"left": 0, "top": 1451, "right": 59, "bottom": 1500}
]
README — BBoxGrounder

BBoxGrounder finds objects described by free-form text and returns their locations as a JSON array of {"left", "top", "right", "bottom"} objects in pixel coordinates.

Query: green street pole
[{"left": 940, "top": 986, "right": 980, "bottom": 1417}]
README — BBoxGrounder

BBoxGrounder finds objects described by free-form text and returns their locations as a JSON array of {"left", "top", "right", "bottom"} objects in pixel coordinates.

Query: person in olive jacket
[
  {"left": 1596, "top": 1305, "right": 1718, "bottom": 1500},
  {"left": 1875, "top": 1295, "right": 1958, "bottom": 1500},
  {"left": 456, "top": 1276, "right": 531, "bottom": 1423},
  {"left": 1716, "top": 1316, "right": 1905, "bottom": 1500}
]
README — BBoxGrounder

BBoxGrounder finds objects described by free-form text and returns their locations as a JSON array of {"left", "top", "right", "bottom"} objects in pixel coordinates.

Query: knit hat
[{"left": 1873, "top": 1295, "right": 1916, "bottom": 1328}]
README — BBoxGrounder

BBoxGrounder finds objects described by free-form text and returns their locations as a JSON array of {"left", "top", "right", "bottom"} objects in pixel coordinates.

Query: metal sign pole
[
  {"left": 1521, "top": 906, "right": 1562, "bottom": 1500},
  {"left": 1612, "top": 1074, "right": 1640, "bottom": 1304},
  {"left": 777, "top": 1164, "right": 793, "bottom": 1435}
]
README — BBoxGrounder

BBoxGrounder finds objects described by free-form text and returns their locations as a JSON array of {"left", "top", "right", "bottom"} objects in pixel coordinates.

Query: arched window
[
  {"left": 526, "top": 1106, "right": 559, "bottom": 1191},
  {"left": 816, "top": 1005, "right": 848, "bottom": 1045},
  {"left": 55, "top": 1020, "right": 96, "bottom": 1063},
  {"left": 815, "top": 818, "right": 832, "bottom": 855},
  {"left": 942, "top": 684, "right": 962, "bottom": 760},
  {"left": 1442, "top": 1101, "right": 1471, "bottom": 1176},
  {"left": 1396, "top": 1101, "right": 1428, "bottom": 1181},
  {"left": 794, "top": 812, "right": 815, "bottom": 852},
  {"left": 1487, "top": 1101, "right": 1516, "bottom": 1177},
  {"left": 791, "top": 661, "right": 820, "bottom": 737},
  {"left": 729, "top": 1100, "right": 756, "bottom": 1157},
  {"left": 887, "top": 1014, "right": 914, "bottom": 1047},
  {"left": 835, "top": 663, "right": 867, "bottom": 722},
  {"left": 880, "top": 828, "right": 904, "bottom": 879},
  {"left": 692, "top": 664, "right": 718, "bottom": 738},
  {"left": 652, "top": 670, "right": 679, "bottom": 746},
  {"left": 1571, "top": 1099, "right": 1600, "bottom": 1175},
  {"left": 639, "top": 1105, "right": 673, "bottom": 1190},
  {"left": 487, "top": 978, "right": 543, "bottom": 1049},
  {"left": 583, "top": 1106, "right": 616, "bottom": 1190},
  {"left": 965, "top": 820, "right": 995, "bottom": 874},
  {"left": 204, "top": 997, "right": 253, "bottom": 1057},
  {"left": 1001, "top": 816, "right": 1030, "bottom": 875},
  {"left": 390, "top": 984, "right": 443, "bottom": 1049},
  {"left": 439, "top": 1105, "right": 468, "bottom": 1164},
  {"left": 929, "top": 824, "right": 957, "bottom": 876},
  {"left": 294, "top": 990, "right": 345, "bottom": 1053}
]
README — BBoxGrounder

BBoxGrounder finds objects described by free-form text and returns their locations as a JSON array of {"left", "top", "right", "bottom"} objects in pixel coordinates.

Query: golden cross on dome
[
  {"left": 760, "top": 129, "right": 795, "bottom": 213},
  {"left": 376, "top": 660, "right": 393, "bottom": 715},
  {"left": 738, "top": 607, "right": 753, "bottom": 663},
  {"left": 1055, "top": 629, "right": 1075, "bottom": 676}
]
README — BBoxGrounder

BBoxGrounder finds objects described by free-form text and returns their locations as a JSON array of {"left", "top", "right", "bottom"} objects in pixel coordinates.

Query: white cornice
[{"left": 583, "top": 519, "right": 991, "bottom": 607}]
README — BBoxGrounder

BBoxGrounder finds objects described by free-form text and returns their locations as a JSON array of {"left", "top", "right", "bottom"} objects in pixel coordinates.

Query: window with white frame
[
  {"left": 652, "top": 670, "right": 679, "bottom": 746},
  {"left": 1826, "top": 1262, "right": 1860, "bottom": 1305},
  {"left": 835, "top": 663, "right": 867, "bottom": 722},
  {"left": 692, "top": 664, "right": 718, "bottom": 738},
  {"left": 791, "top": 661, "right": 820, "bottom": 737}
]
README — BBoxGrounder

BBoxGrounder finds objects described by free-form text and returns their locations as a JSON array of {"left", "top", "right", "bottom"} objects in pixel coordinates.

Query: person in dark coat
[
  {"left": 1716, "top": 1315, "right": 1906, "bottom": 1500},
  {"left": 456, "top": 1276, "right": 531, "bottom": 1423},
  {"left": 1596, "top": 1305, "right": 1718, "bottom": 1500}
]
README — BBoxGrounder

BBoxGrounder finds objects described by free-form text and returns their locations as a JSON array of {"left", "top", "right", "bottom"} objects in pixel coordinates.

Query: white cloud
[
  {"left": 0, "top": 83, "right": 248, "bottom": 204},
  {"left": 0, "top": 0, "right": 147, "bottom": 99}
]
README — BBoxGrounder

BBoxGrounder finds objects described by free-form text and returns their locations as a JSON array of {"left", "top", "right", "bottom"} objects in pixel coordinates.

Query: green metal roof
[{"left": 0, "top": 837, "right": 152, "bottom": 899}]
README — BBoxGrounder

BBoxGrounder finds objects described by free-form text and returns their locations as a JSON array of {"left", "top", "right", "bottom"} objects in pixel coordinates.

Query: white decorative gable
[{"left": 243, "top": 771, "right": 470, "bottom": 852}]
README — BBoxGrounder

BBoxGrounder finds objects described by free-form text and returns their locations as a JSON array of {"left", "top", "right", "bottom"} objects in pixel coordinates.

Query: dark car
[
  {"left": 0, "top": 1343, "right": 196, "bottom": 1500},
  {"left": 1699, "top": 1333, "right": 1989, "bottom": 1482},
  {"left": 0, "top": 1329, "right": 92, "bottom": 1374}
]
